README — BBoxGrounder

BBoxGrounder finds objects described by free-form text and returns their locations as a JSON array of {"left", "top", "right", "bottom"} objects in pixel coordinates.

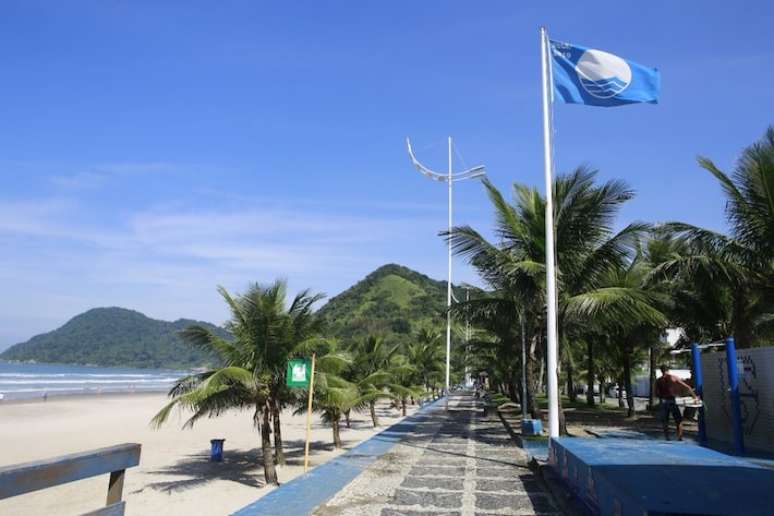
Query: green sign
[{"left": 286, "top": 358, "right": 312, "bottom": 388}]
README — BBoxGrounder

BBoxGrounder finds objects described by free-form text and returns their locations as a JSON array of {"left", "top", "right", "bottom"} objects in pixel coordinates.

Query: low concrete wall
[{"left": 701, "top": 346, "right": 774, "bottom": 454}]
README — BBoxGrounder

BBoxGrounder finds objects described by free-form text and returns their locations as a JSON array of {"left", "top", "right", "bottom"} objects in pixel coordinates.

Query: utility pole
[{"left": 407, "top": 137, "right": 485, "bottom": 409}]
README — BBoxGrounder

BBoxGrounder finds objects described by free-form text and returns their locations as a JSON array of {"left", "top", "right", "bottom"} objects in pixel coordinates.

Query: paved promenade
[{"left": 313, "top": 391, "right": 559, "bottom": 516}]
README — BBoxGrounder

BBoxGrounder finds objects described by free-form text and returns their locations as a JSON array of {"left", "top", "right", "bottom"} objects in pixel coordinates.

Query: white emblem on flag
[
  {"left": 575, "top": 49, "right": 632, "bottom": 99},
  {"left": 292, "top": 363, "right": 307, "bottom": 382}
]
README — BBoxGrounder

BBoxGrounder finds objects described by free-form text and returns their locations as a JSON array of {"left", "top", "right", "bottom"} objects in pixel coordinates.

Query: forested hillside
[
  {"left": 317, "top": 263, "right": 454, "bottom": 347},
  {"left": 0, "top": 307, "right": 228, "bottom": 369}
]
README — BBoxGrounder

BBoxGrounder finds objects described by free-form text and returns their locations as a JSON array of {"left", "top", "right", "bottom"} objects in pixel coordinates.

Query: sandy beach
[{"left": 0, "top": 393, "right": 417, "bottom": 515}]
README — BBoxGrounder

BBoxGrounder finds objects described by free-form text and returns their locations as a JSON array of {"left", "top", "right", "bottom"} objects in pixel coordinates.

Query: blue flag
[{"left": 550, "top": 40, "right": 660, "bottom": 107}]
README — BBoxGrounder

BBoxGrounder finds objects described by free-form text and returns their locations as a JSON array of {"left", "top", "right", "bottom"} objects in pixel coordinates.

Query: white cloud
[
  {"left": 0, "top": 183, "right": 484, "bottom": 345},
  {"left": 0, "top": 192, "right": 430, "bottom": 294},
  {"left": 50, "top": 161, "right": 180, "bottom": 191}
]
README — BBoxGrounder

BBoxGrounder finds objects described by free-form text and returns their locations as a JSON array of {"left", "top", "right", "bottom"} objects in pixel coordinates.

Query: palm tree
[
  {"left": 267, "top": 286, "right": 324, "bottom": 465},
  {"left": 572, "top": 255, "right": 667, "bottom": 416},
  {"left": 299, "top": 349, "right": 383, "bottom": 448},
  {"left": 449, "top": 291, "right": 537, "bottom": 414},
  {"left": 347, "top": 335, "right": 399, "bottom": 427},
  {"left": 405, "top": 328, "right": 444, "bottom": 398},
  {"left": 658, "top": 127, "right": 774, "bottom": 347},
  {"left": 387, "top": 352, "right": 424, "bottom": 416},
  {"left": 151, "top": 281, "right": 323, "bottom": 484},
  {"left": 448, "top": 168, "right": 655, "bottom": 433}
]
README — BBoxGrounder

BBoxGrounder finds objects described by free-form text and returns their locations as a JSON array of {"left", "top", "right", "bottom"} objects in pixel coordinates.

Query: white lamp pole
[{"left": 407, "top": 137, "right": 485, "bottom": 409}]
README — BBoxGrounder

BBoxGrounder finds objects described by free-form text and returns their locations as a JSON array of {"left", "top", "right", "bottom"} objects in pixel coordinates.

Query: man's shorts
[{"left": 659, "top": 398, "right": 682, "bottom": 424}]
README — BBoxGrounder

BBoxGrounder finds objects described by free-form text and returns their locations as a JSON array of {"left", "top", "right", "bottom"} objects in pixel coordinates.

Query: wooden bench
[{"left": 0, "top": 443, "right": 141, "bottom": 516}]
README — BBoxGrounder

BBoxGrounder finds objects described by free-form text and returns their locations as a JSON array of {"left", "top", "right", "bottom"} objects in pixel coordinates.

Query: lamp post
[{"left": 406, "top": 137, "right": 486, "bottom": 409}]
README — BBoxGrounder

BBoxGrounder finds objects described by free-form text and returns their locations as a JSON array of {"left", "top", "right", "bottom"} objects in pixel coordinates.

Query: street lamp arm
[
  {"left": 451, "top": 166, "right": 486, "bottom": 182},
  {"left": 406, "top": 137, "right": 451, "bottom": 182}
]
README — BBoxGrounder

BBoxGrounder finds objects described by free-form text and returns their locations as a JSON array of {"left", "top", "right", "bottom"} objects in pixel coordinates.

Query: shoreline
[
  {"left": 0, "top": 360, "right": 188, "bottom": 403},
  {"left": 0, "top": 388, "right": 169, "bottom": 405}
]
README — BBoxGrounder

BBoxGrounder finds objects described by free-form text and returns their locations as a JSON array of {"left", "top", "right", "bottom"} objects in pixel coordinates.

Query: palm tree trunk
[
  {"left": 271, "top": 398, "right": 285, "bottom": 466},
  {"left": 566, "top": 352, "right": 576, "bottom": 403},
  {"left": 623, "top": 351, "right": 635, "bottom": 418},
  {"left": 332, "top": 416, "right": 342, "bottom": 448},
  {"left": 401, "top": 397, "right": 407, "bottom": 416},
  {"left": 648, "top": 344, "right": 656, "bottom": 410},
  {"left": 732, "top": 287, "right": 754, "bottom": 348},
  {"left": 259, "top": 402, "right": 278, "bottom": 485},
  {"left": 586, "top": 340, "right": 595, "bottom": 406},
  {"left": 345, "top": 409, "right": 351, "bottom": 428},
  {"left": 617, "top": 374, "right": 625, "bottom": 408},
  {"left": 369, "top": 400, "right": 379, "bottom": 427},
  {"left": 556, "top": 336, "right": 568, "bottom": 435},
  {"left": 527, "top": 335, "right": 540, "bottom": 419},
  {"left": 556, "top": 366, "right": 568, "bottom": 435},
  {"left": 600, "top": 380, "right": 606, "bottom": 403}
]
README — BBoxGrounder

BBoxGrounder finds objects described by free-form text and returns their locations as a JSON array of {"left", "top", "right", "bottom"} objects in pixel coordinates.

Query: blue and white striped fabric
[{"left": 550, "top": 40, "right": 660, "bottom": 107}]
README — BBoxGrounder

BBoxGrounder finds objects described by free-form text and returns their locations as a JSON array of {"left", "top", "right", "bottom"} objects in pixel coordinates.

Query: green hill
[
  {"left": 1, "top": 265, "right": 457, "bottom": 368},
  {"left": 0, "top": 307, "right": 228, "bottom": 369},
  {"left": 317, "top": 263, "right": 454, "bottom": 347}
]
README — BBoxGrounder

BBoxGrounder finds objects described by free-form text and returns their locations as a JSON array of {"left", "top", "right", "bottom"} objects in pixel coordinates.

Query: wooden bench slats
[{"left": 0, "top": 443, "right": 141, "bottom": 500}]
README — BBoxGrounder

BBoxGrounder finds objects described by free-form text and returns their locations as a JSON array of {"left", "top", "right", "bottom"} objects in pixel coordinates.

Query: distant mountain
[
  {"left": 317, "top": 263, "right": 453, "bottom": 347},
  {"left": 0, "top": 307, "right": 229, "bottom": 369}
]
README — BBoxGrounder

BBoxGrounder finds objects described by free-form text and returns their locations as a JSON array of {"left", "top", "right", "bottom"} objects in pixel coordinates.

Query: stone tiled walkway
[{"left": 314, "top": 392, "right": 560, "bottom": 516}]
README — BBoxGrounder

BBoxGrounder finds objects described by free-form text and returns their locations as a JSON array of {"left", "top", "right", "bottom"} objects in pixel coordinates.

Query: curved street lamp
[{"left": 406, "top": 137, "right": 485, "bottom": 409}]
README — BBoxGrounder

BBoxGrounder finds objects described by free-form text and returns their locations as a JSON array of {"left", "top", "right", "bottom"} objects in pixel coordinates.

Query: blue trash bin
[
  {"left": 521, "top": 419, "right": 543, "bottom": 436},
  {"left": 210, "top": 439, "right": 225, "bottom": 462}
]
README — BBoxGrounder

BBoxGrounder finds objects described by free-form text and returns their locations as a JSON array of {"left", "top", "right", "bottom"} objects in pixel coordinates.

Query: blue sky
[{"left": 1, "top": 1, "right": 772, "bottom": 349}]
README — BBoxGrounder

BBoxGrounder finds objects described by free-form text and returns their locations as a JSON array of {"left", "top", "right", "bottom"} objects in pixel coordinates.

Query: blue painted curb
[{"left": 232, "top": 396, "right": 445, "bottom": 516}]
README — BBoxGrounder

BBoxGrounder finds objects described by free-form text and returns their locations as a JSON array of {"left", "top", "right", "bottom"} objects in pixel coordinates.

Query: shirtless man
[{"left": 655, "top": 365, "right": 698, "bottom": 441}]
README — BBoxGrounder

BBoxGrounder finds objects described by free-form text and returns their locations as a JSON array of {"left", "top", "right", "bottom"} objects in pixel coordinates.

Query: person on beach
[{"left": 656, "top": 365, "right": 698, "bottom": 441}]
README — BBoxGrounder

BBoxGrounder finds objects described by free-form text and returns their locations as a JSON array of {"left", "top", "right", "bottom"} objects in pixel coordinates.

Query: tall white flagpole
[
  {"left": 446, "top": 136, "right": 453, "bottom": 410},
  {"left": 540, "top": 26, "right": 560, "bottom": 438}
]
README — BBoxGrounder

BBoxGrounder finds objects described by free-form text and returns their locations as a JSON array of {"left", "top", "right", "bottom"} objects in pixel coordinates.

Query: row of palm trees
[
  {"left": 151, "top": 281, "right": 447, "bottom": 485},
  {"left": 449, "top": 126, "right": 774, "bottom": 431},
  {"left": 152, "top": 125, "right": 772, "bottom": 480}
]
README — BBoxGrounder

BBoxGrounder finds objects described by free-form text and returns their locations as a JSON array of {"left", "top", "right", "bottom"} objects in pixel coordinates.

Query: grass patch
[
  {"left": 491, "top": 393, "right": 511, "bottom": 405},
  {"left": 533, "top": 395, "right": 623, "bottom": 414}
]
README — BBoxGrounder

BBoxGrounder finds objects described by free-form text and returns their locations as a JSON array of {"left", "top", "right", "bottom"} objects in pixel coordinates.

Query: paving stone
[
  {"left": 430, "top": 439, "right": 469, "bottom": 446},
  {"left": 313, "top": 392, "right": 558, "bottom": 516},
  {"left": 474, "top": 493, "right": 557, "bottom": 514},
  {"left": 415, "top": 454, "right": 467, "bottom": 465},
  {"left": 474, "top": 453, "right": 522, "bottom": 465},
  {"left": 475, "top": 467, "right": 530, "bottom": 479},
  {"left": 392, "top": 489, "right": 463, "bottom": 509},
  {"left": 382, "top": 510, "right": 461, "bottom": 516},
  {"left": 474, "top": 478, "right": 541, "bottom": 493},
  {"left": 409, "top": 466, "right": 467, "bottom": 477},
  {"left": 424, "top": 443, "right": 469, "bottom": 452},
  {"left": 400, "top": 476, "right": 465, "bottom": 491},
  {"left": 474, "top": 457, "right": 523, "bottom": 469},
  {"left": 473, "top": 438, "right": 513, "bottom": 446},
  {"left": 474, "top": 513, "right": 561, "bottom": 516}
]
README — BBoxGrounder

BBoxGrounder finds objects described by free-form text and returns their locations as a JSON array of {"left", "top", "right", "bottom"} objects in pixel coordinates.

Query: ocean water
[{"left": 0, "top": 361, "right": 187, "bottom": 401}]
